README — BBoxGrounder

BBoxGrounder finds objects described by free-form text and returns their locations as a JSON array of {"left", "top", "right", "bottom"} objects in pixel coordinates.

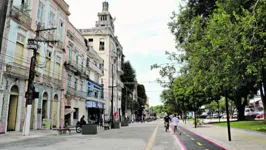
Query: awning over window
[{"left": 65, "top": 108, "right": 75, "bottom": 115}]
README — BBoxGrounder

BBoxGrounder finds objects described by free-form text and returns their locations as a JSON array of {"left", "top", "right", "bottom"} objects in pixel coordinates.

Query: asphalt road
[{"left": 170, "top": 125, "right": 226, "bottom": 150}]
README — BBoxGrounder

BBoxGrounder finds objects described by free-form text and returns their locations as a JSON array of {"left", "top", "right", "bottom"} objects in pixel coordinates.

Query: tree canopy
[{"left": 153, "top": 0, "right": 266, "bottom": 122}]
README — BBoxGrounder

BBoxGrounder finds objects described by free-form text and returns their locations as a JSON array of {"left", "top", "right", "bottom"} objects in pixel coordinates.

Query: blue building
[{"left": 86, "top": 78, "right": 105, "bottom": 124}]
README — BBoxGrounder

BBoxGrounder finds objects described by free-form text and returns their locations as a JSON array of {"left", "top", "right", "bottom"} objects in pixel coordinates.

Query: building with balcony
[
  {"left": 62, "top": 19, "right": 104, "bottom": 126},
  {"left": 0, "top": 0, "right": 70, "bottom": 133},
  {"left": 79, "top": 2, "right": 124, "bottom": 121},
  {"left": 0, "top": 0, "right": 36, "bottom": 133},
  {"left": 30, "top": 0, "right": 70, "bottom": 130}
]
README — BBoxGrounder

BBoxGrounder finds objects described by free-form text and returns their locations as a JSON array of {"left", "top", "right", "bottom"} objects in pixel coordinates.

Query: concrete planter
[
  {"left": 111, "top": 121, "right": 120, "bottom": 129},
  {"left": 147, "top": 118, "right": 153, "bottom": 122},
  {"left": 121, "top": 121, "right": 129, "bottom": 127},
  {"left": 82, "top": 124, "right": 97, "bottom": 135}
]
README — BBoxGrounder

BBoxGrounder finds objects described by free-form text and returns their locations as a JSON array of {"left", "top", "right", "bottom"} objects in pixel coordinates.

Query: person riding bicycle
[
  {"left": 79, "top": 115, "right": 86, "bottom": 126},
  {"left": 164, "top": 114, "right": 171, "bottom": 130}
]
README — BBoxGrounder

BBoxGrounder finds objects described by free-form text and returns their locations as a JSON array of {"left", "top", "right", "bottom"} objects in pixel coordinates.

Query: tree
[
  {"left": 121, "top": 61, "right": 136, "bottom": 116},
  {"left": 137, "top": 84, "right": 147, "bottom": 116}
]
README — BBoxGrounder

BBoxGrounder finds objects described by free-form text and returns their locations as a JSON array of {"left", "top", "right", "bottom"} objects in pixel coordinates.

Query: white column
[{"left": 23, "top": 105, "right": 32, "bottom": 136}]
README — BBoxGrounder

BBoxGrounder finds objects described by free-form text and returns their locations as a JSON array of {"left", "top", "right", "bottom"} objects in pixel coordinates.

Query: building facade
[
  {"left": 79, "top": 2, "right": 124, "bottom": 121},
  {"left": 85, "top": 44, "right": 105, "bottom": 124},
  {"left": 0, "top": 0, "right": 70, "bottom": 133},
  {"left": 62, "top": 19, "right": 104, "bottom": 127}
]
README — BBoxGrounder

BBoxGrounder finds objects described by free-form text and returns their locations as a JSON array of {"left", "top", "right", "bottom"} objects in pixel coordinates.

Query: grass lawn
[{"left": 212, "top": 120, "right": 266, "bottom": 132}]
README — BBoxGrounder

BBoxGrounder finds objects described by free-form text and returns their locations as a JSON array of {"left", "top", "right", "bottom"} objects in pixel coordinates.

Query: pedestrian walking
[{"left": 172, "top": 114, "right": 181, "bottom": 135}]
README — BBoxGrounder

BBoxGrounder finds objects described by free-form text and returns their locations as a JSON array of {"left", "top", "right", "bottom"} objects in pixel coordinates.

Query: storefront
[{"left": 86, "top": 100, "right": 105, "bottom": 124}]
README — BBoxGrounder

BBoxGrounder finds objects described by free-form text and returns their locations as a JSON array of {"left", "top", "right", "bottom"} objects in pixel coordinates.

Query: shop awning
[{"left": 65, "top": 108, "right": 75, "bottom": 115}]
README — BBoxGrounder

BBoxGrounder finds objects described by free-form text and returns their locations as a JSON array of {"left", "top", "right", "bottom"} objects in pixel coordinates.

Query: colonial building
[
  {"left": 62, "top": 19, "right": 104, "bottom": 127},
  {"left": 31, "top": 0, "right": 69, "bottom": 130},
  {"left": 79, "top": 2, "right": 124, "bottom": 121},
  {"left": 85, "top": 44, "right": 105, "bottom": 124},
  {"left": 0, "top": 0, "right": 70, "bottom": 133}
]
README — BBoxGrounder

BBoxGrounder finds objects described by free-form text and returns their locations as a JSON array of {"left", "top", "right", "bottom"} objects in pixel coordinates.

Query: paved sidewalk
[
  {"left": 0, "top": 120, "right": 182, "bottom": 150},
  {"left": 0, "top": 127, "right": 105, "bottom": 145},
  {"left": 179, "top": 121, "right": 266, "bottom": 150}
]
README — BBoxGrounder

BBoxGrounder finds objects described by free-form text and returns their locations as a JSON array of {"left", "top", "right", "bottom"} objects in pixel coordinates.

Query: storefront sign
[
  {"left": 86, "top": 101, "right": 98, "bottom": 108},
  {"left": 92, "top": 101, "right": 97, "bottom": 108},
  {"left": 86, "top": 101, "right": 92, "bottom": 108}
]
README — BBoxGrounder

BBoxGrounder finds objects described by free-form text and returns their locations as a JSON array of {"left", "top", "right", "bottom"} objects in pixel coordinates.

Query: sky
[{"left": 65, "top": 0, "right": 182, "bottom": 106}]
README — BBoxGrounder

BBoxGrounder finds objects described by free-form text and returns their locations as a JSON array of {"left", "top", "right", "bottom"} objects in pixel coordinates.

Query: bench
[
  {"left": 103, "top": 125, "right": 110, "bottom": 130},
  {"left": 54, "top": 128, "right": 75, "bottom": 135}
]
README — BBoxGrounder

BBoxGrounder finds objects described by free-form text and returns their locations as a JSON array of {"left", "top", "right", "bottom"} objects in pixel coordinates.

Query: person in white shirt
[{"left": 172, "top": 114, "right": 181, "bottom": 135}]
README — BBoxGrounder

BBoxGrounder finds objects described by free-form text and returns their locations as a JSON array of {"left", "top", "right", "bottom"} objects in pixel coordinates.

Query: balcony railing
[
  {"left": 65, "top": 59, "right": 79, "bottom": 71},
  {"left": 34, "top": 71, "right": 41, "bottom": 83},
  {"left": 54, "top": 78, "right": 62, "bottom": 87},
  {"left": 43, "top": 74, "right": 52, "bottom": 84},
  {"left": 4, "top": 62, "right": 29, "bottom": 79},
  {"left": 80, "top": 91, "right": 87, "bottom": 99},
  {"left": 110, "top": 51, "right": 117, "bottom": 58},
  {"left": 117, "top": 79, "right": 124, "bottom": 88},
  {"left": 10, "top": 6, "right": 32, "bottom": 29},
  {"left": 57, "top": 40, "right": 64, "bottom": 49},
  {"left": 46, "top": 32, "right": 54, "bottom": 41},
  {"left": 67, "top": 86, "right": 76, "bottom": 96},
  {"left": 118, "top": 66, "right": 124, "bottom": 75},
  {"left": 88, "top": 61, "right": 103, "bottom": 76}
]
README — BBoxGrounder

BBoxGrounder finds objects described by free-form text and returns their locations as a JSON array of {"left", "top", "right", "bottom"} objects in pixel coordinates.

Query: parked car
[{"left": 256, "top": 112, "right": 264, "bottom": 119}]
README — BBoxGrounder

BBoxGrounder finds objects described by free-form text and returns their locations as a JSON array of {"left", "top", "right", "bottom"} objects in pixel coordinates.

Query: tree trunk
[{"left": 234, "top": 97, "right": 246, "bottom": 121}]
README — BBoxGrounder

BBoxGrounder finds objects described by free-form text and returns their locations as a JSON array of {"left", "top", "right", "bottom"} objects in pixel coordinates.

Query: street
[
  {"left": 1, "top": 119, "right": 266, "bottom": 150},
  {"left": 0, "top": 120, "right": 180, "bottom": 150}
]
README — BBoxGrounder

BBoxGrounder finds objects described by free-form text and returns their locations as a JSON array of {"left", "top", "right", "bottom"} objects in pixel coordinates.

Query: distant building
[{"left": 79, "top": 2, "right": 124, "bottom": 121}]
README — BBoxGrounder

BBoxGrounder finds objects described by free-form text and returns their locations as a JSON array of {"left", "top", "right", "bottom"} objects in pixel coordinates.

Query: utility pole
[
  {"left": 225, "top": 90, "right": 232, "bottom": 141},
  {"left": 125, "top": 87, "right": 127, "bottom": 119},
  {"left": 111, "top": 64, "right": 114, "bottom": 128},
  {"left": 23, "top": 22, "right": 57, "bottom": 136}
]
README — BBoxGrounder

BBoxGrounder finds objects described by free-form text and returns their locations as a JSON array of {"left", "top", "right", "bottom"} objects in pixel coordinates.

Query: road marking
[
  {"left": 145, "top": 124, "right": 159, "bottom": 150},
  {"left": 186, "top": 134, "right": 189, "bottom": 136},
  {"left": 197, "top": 142, "right": 202, "bottom": 146},
  {"left": 191, "top": 138, "right": 195, "bottom": 140}
]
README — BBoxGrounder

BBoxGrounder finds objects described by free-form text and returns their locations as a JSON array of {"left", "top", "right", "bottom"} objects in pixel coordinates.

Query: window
[
  {"left": 73, "top": 108, "right": 79, "bottom": 119},
  {"left": 46, "top": 50, "right": 52, "bottom": 58},
  {"left": 88, "top": 38, "right": 93, "bottom": 47},
  {"left": 95, "top": 91, "right": 99, "bottom": 98},
  {"left": 55, "top": 56, "right": 61, "bottom": 79},
  {"left": 67, "top": 74, "right": 71, "bottom": 87},
  {"left": 17, "top": 33, "right": 26, "bottom": 44},
  {"left": 75, "top": 52, "right": 78, "bottom": 67},
  {"left": 49, "top": 11, "right": 55, "bottom": 26},
  {"left": 15, "top": 43, "right": 24, "bottom": 65},
  {"left": 37, "top": 1, "right": 44, "bottom": 22},
  {"left": 95, "top": 75, "right": 99, "bottom": 83},
  {"left": 99, "top": 39, "right": 104, "bottom": 51},
  {"left": 58, "top": 20, "right": 63, "bottom": 40},
  {"left": 86, "top": 58, "right": 90, "bottom": 67},
  {"left": 80, "top": 81, "right": 83, "bottom": 92},
  {"left": 56, "top": 55, "right": 61, "bottom": 64},
  {"left": 68, "top": 45, "right": 72, "bottom": 62},
  {"left": 81, "top": 57, "right": 84, "bottom": 72},
  {"left": 74, "top": 78, "right": 78, "bottom": 91}
]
